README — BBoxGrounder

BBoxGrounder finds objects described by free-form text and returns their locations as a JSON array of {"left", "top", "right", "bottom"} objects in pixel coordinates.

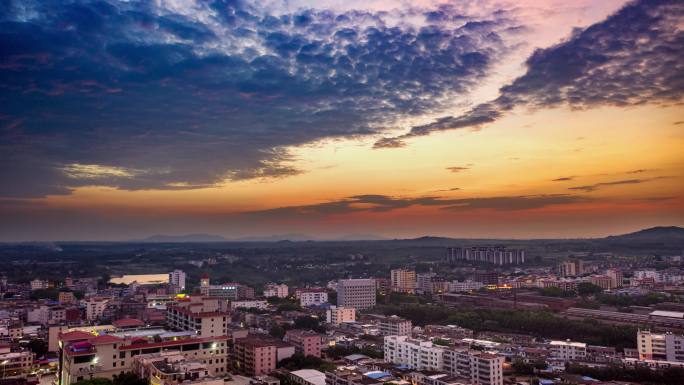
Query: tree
[
  {"left": 113, "top": 372, "right": 148, "bottom": 385},
  {"left": 577, "top": 282, "right": 603, "bottom": 297},
  {"left": 28, "top": 339, "right": 48, "bottom": 358}
]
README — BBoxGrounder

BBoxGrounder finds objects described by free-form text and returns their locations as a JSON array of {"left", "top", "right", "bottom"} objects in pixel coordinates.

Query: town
[{"left": 1, "top": 238, "right": 684, "bottom": 385}]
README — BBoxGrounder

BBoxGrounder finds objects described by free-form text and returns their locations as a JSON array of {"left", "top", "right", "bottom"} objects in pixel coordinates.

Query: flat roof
[{"left": 650, "top": 310, "right": 684, "bottom": 319}]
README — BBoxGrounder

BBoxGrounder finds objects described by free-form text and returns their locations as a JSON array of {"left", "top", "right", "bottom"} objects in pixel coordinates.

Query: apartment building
[
  {"left": 326, "top": 306, "right": 355, "bottom": 326},
  {"left": 416, "top": 273, "right": 436, "bottom": 294},
  {"left": 0, "top": 344, "right": 35, "bottom": 378},
  {"left": 391, "top": 269, "right": 416, "bottom": 294},
  {"left": 284, "top": 330, "right": 323, "bottom": 358},
  {"left": 299, "top": 290, "right": 329, "bottom": 307},
  {"left": 446, "top": 247, "right": 525, "bottom": 266},
  {"left": 133, "top": 351, "right": 223, "bottom": 385},
  {"left": 384, "top": 336, "right": 504, "bottom": 385},
  {"left": 168, "top": 270, "right": 187, "bottom": 292},
  {"left": 30, "top": 279, "right": 49, "bottom": 290},
  {"left": 57, "top": 328, "right": 229, "bottom": 385},
  {"left": 200, "top": 279, "right": 254, "bottom": 300},
  {"left": 372, "top": 315, "right": 412, "bottom": 336},
  {"left": 84, "top": 297, "right": 110, "bottom": 321},
  {"left": 59, "top": 291, "right": 76, "bottom": 304},
  {"left": 549, "top": 340, "right": 587, "bottom": 361},
  {"left": 233, "top": 337, "right": 278, "bottom": 376},
  {"left": 638, "top": 330, "right": 684, "bottom": 362},
  {"left": 337, "top": 279, "right": 376, "bottom": 310},
  {"left": 166, "top": 297, "right": 230, "bottom": 338},
  {"left": 410, "top": 371, "right": 471, "bottom": 385},
  {"left": 606, "top": 269, "right": 624, "bottom": 288},
  {"left": 263, "top": 284, "right": 289, "bottom": 298}
]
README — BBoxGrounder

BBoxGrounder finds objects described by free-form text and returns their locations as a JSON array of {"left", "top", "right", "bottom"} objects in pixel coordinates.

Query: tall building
[
  {"left": 326, "top": 306, "right": 355, "bottom": 325},
  {"left": 558, "top": 260, "right": 585, "bottom": 277},
  {"left": 168, "top": 270, "right": 187, "bottom": 291},
  {"left": 337, "top": 279, "right": 376, "bottom": 310},
  {"left": 233, "top": 337, "right": 278, "bottom": 376},
  {"left": 166, "top": 296, "right": 229, "bottom": 337},
  {"left": 372, "top": 314, "right": 412, "bottom": 336},
  {"left": 638, "top": 330, "right": 684, "bottom": 362},
  {"left": 200, "top": 282, "right": 254, "bottom": 300},
  {"left": 299, "top": 289, "right": 329, "bottom": 307},
  {"left": 391, "top": 269, "right": 416, "bottom": 293},
  {"left": 549, "top": 340, "right": 587, "bottom": 361},
  {"left": 416, "top": 272, "right": 436, "bottom": 294},
  {"left": 84, "top": 297, "right": 109, "bottom": 321},
  {"left": 606, "top": 268, "right": 624, "bottom": 288},
  {"left": 445, "top": 247, "right": 525, "bottom": 265},
  {"left": 30, "top": 278, "right": 49, "bottom": 290}
]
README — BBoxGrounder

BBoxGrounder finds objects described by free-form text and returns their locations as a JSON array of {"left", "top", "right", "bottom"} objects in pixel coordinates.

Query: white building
[
  {"left": 374, "top": 315, "right": 412, "bottom": 336},
  {"left": 168, "top": 270, "right": 186, "bottom": 291},
  {"left": 264, "top": 284, "right": 289, "bottom": 298},
  {"left": 231, "top": 300, "right": 269, "bottom": 310},
  {"left": 550, "top": 340, "right": 587, "bottom": 361},
  {"left": 448, "top": 280, "right": 484, "bottom": 293},
  {"left": 30, "top": 279, "right": 49, "bottom": 291},
  {"left": 384, "top": 336, "right": 503, "bottom": 385},
  {"left": 337, "top": 279, "right": 376, "bottom": 310},
  {"left": 299, "top": 290, "right": 329, "bottom": 307},
  {"left": 84, "top": 297, "right": 109, "bottom": 321},
  {"left": 638, "top": 330, "right": 684, "bottom": 362},
  {"left": 326, "top": 306, "right": 356, "bottom": 325}
]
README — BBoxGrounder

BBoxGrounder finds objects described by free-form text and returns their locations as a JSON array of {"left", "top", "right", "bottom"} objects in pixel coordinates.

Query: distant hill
[
  {"left": 233, "top": 233, "right": 316, "bottom": 242},
  {"left": 136, "top": 234, "right": 228, "bottom": 243},
  {"left": 605, "top": 226, "right": 684, "bottom": 241}
]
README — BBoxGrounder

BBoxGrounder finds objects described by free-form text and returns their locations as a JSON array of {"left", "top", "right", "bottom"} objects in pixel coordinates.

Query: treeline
[
  {"left": 373, "top": 304, "right": 637, "bottom": 349},
  {"left": 567, "top": 363, "right": 684, "bottom": 384}
]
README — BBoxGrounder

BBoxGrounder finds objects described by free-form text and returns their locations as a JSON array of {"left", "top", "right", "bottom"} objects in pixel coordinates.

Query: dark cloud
[
  {"left": 626, "top": 168, "right": 658, "bottom": 174},
  {"left": 568, "top": 176, "right": 671, "bottom": 192},
  {"left": 376, "top": 0, "right": 684, "bottom": 146},
  {"left": 243, "top": 193, "right": 591, "bottom": 218},
  {"left": 0, "top": 0, "right": 518, "bottom": 197},
  {"left": 552, "top": 176, "right": 575, "bottom": 182},
  {"left": 446, "top": 166, "right": 470, "bottom": 173}
]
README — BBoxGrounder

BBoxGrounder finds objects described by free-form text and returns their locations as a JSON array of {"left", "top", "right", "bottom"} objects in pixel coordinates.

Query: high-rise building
[
  {"left": 445, "top": 247, "right": 525, "bottom": 265},
  {"left": 166, "top": 296, "right": 229, "bottom": 337},
  {"left": 391, "top": 269, "right": 416, "bottom": 293},
  {"left": 284, "top": 330, "right": 323, "bottom": 358},
  {"left": 233, "top": 337, "right": 278, "bottom": 376},
  {"left": 299, "top": 289, "right": 329, "bottom": 307},
  {"left": 372, "top": 314, "right": 412, "bottom": 336},
  {"left": 606, "top": 268, "right": 624, "bottom": 288},
  {"left": 558, "top": 260, "right": 586, "bottom": 277},
  {"left": 638, "top": 330, "right": 684, "bottom": 362},
  {"left": 263, "top": 283, "right": 289, "bottom": 298},
  {"left": 416, "top": 272, "right": 436, "bottom": 294},
  {"left": 337, "top": 279, "right": 376, "bottom": 310},
  {"left": 168, "top": 270, "right": 186, "bottom": 291}
]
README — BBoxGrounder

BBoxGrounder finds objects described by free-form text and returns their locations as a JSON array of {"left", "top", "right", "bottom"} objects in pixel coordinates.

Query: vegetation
[
  {"left": 373, "top": 304, "right": 638, "bottom": 349},
  {"left": 567, "top": 363, "right": 684, "bottom": 384},
  {"left": 278, "top": 353, "right": 337, "bottom": 372},
  {"left": 325, "top": 344, "right": 384, "bottom": 359}
]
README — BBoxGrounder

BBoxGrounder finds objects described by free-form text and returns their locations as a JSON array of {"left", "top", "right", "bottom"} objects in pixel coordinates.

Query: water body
[{"left": 110, "top": 273, "right": 168, "bottom": 285}]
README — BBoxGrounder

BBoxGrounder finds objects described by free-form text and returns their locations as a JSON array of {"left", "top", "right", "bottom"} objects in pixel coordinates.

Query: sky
[{"left": 0, "top": 0, "right": 682, "bottom": 241}]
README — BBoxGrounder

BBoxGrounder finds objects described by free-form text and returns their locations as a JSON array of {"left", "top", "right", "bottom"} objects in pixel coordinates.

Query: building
[
  {"left": 410, "top": 371, "right": 471, "bottom": 385},
  {"left": 299, "top": 290, "right": 329, "bottom": 307},
  {"left": 550, "top": 340, "right": 587, "bottom": 361},
  {"left": 200, "top": 281, "right": 254, "bottom": 300},
  {"left": 84, "top": 297, "right": 109, "bottom": 321},
  {"left": 384, "top": 336, "right": 503, "bottom": 385},
  {"left": 0, "top": 345, "right": 35, "bottom": 378},
  {"left": 168, "top": 270, "right": 187, "bottom": 292},
  {"left": 263, "top": 284, "right": 288, "bottom": 298},
  {"left": 473, "top": 272, "right": 498, "bottom": 286},
  {"left": 289, "top": 369, "right": 326, "bottom": 385},
  {"left": 588, "top": 275, "right": 612, "bottom": 290},
  {"left": 233, "top": 337, "right": 278, "bottom": 376},
  {"left": 30, "top": 279, "right": 49, "bottom": 290},
  {"left": 558, "top": 260, "right": 585, "bottom": 277},
  {"left": 445, "top": 247, "right": 525, "bottom": 265},
  {"left": 166, "top": 297, "right": 230, "bottom": 337},
  {"left": 133, "top": 351, "right": 225, "bottom": 385},
  {"left": 231, "top": 300, "right": 268, "bottom": 310},
  {"left": 448, "top": 281, "right": 483, "bottom": 293},
  {"left": 57, "top": 328, "right": 229, "bottom": 385},
  {"left": 606, "top": 269, "right": 624, "bottom": 288},
  {"left": 59, "top": 291, "right": 76, "bottom": 304},
  {"left": 638, "top": 330, "right": 684, "bottom": 362},
  {"left": 391, "top": 269, "right": 416, "bottom": 294},
  {"left": 372, "top": 315, "right": 412, "bottom": 336},
  {"left": 337, "top": 279, "right": 376, "bottom": 310},
  {"left": 326, "top": 306, "right": 355, "bottom": 326},
  {"left": 284, "top": 330, "right": 323, "bottom": 358}
]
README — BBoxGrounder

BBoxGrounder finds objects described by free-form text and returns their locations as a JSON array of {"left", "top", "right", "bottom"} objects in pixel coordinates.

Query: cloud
[
  {"left": 552, "top": 176, "right": 575, "bottom": 182},
  {"left": 568, "top": 176, "right": 671, "bottom": 192},
  {"left": 0, "top": 0, "right": 520, "bottom": 197},
  {"left": 243, "top": 193, "right": 591, "bottom": 218},
  {"left": 446, "top": 166, "right": 470, "bottom": 173},
  {"left": 376, "top": 0, "right": 684, "bottom": 145}
]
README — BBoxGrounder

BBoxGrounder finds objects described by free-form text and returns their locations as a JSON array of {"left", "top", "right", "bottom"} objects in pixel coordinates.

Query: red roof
[
  {"left": 112, "top": 318, "right": 144, "bottom": 328},
  {"left": 90, "top": 334, "right": 123, "bottom": 345},
  {"left": 59, "top": 330, "right": 93, "bottom": 342}
]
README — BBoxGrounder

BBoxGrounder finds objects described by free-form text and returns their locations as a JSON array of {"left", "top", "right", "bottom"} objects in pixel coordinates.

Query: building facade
[{"left": 337, "top": 279, "right": 376, "bottom": 310}]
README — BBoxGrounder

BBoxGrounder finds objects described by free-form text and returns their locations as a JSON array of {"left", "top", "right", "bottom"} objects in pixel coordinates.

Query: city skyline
[{"left": 1, "top": 0, "right": 682, "bottom": 241}]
